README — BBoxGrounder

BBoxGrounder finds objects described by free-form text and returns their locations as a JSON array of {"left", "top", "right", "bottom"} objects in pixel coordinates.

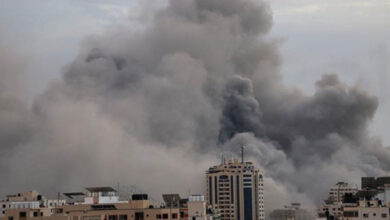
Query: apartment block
[
  {"left": 329, "top": 182, "right": 358, "bottom": 203},
  {"left": 0, "top": 188, "right": 212, "bottom": 220},
  {"left": 206, "top": 158, "right": 264, "bottom": 220}
]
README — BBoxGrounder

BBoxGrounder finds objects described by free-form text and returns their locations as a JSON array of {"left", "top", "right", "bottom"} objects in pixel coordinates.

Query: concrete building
[
  {"left": 187, "top": 196, "right": 206, "bottom": 220},
  {"left": 361, "top": 177, "right": 390, "bottom": 190},
  {"left": 343, "top": 199, "right": 389, "bottom": 220},
  {"left": 0, "top": 190, "right": 65, "bottom": 217},
  {"left": 206, "top": 157, "right": 264, "bottom": 220},
  {"left": 318, "top": 178, "right": 390, "bottom": 219},
  {"left": 83, "top": 187, "right": 120, "bottom": 205},
  {"left": 269, "top": 203, "right": 314, "bottom": 220},
  {"left": 329, "top": 182, "right": 358, "bottom": 203},
  {"left": 0, "top": 192, "right": 212, "bottom": 220}
]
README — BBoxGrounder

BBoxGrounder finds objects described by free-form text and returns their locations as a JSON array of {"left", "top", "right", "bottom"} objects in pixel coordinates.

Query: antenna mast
[{"left": 241, "top": 145, "right": 245, "bottom": 163}]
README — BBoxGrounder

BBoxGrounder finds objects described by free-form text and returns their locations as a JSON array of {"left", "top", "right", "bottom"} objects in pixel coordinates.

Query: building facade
[
  {"left": 187, "top": 195, "right": 207, "bottom": 220},
  {"left": 0, "top": 190, "right": 65, "bottom": 217},
  {"left": 329, "top": 182, "right": 358, "bottom": 203},
  {"left": 206, "top": 158, "right": 264, "bottom": 220},
  {"left": 0, "top": 192, "right": 212, "bottom": 220},
  {"left": 269, "top": 203, "right": 314, "bottom": 220},
  {"left": 361, "top": 177, "right": 390, "bottom": 190}
]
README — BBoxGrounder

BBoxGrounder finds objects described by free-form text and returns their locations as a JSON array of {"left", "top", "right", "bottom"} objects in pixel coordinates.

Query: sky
[{"left": 0, "top": 0, "right": 389, "bottom": 144}]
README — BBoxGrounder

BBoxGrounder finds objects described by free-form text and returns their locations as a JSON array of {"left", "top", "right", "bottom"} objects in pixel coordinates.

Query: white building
[
  {"left": 83, "top": 187, "right": 119, "bottom": 204},
  {"left": 0, "top": 190, "right": 47, "bottom": 217},
  {"left": 329, "top": 182, "right": 358, "bottom": 203}
]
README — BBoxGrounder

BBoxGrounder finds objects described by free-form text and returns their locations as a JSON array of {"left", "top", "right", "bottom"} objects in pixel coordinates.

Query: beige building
[
  {"left": 187, "top": 196, "right": 206, "bottom": 220},
  {"left": 0, "top": 201, "right": 180, "bottom": 220},
  {"left": 206, "top": 158, "right": 264, "bottom": 220},
  {"left": 343, "top": 200, "right": 389, "bottom": 220},
  {"left": 269, "top": 203, "right": 314, "bottom": 220},
  {"left": 0, "top": 190, "right": 65, "bottom": 217},
  {"left": 329, "top": 182, "right": 358, "bottom": 203},
  {"left": 0, "top": 190, "right": 211, "bottom": 220}
]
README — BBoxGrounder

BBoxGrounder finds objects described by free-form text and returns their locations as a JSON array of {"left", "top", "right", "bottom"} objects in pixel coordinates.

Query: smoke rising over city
[{"left": 0, "top": 0, "right": 389, "bottom": 213}]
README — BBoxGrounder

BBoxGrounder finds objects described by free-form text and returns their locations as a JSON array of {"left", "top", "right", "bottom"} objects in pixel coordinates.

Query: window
[
  {"left": 109, "top": 215, "right": 118, "bottom": 220},
  {"left": 2, "top": 204, "right": 6, "bottom": 208},
  {"left": 33, "top": 212, "right": 38, "bottom": 217},
  {"left": 162, "top": 214, "right": 168, "bottom": 219},
  {"left": 135, "top": 212, "right": 144, "bottom": 220},
  {"left": 344, "top": 211, "right": 358, "bottom": 217},
  {"left": 19, "top": 212, "right": 26, "bottom": 218},
  {"left": 363, "top": 213, "right": 369, "bottom": 218},
  {"left": 156, "top": 214, "right": 161, "bottom": 219},
  {"left": 8, "top": 217, "right": 13, "bottom": 220},
  {"left": 119, "top": 215, "right": 127, "bottom": 220},
  {"left": 172, "top": 213, "right": 178, "bottom": 219},
  {"left": 382, "top": 213, "right": 387, "bottom": 218}
]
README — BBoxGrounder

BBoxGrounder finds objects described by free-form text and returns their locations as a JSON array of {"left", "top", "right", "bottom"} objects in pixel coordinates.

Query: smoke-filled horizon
[{"left": 0, "top": 0, "right": 389, "bottom": 215}]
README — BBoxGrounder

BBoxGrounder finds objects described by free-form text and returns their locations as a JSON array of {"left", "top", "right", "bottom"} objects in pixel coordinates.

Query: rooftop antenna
[{"left": 241, "top": 145, "right": 245, "bottom": 163}]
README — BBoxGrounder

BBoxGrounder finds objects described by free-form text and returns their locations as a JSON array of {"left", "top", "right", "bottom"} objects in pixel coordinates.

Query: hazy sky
[{"left": 0, "top": 0, "right": 389, "bottom": 143}]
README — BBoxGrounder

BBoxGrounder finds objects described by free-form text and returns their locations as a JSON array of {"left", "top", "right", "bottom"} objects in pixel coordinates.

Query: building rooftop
[
  {"left": 63, "top": 192, "right": 85, "bottom": 199},
  {"left": 85, "top": 187, "right": 117, "bottom": 193}
]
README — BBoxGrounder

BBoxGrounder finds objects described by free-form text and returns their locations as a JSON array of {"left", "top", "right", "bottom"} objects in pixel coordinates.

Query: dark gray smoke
[{"left": 0, "top": 0, "right": 389, "bottom": 216}]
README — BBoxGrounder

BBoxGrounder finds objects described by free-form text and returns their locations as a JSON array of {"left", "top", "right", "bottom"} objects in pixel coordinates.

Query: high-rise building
[{"left": 206, "top": 158, "right": 264, "bottom": 220}]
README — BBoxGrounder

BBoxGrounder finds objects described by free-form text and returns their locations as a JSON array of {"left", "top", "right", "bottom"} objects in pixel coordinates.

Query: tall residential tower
[{"left": 206, "top": 158, "right": 264, "bottom": 220}]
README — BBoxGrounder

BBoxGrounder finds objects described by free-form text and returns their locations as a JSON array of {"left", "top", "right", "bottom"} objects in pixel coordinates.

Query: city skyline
[{"left": 0, "top": 0, "right": 389, "bottom": 218}]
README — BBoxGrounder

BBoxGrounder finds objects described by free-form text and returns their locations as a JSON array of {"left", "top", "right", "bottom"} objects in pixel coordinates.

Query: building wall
[
  {"left": 0, "top": 203, "right": 182, "bottom": 220},
  {"left": 343, "top": 206, "right": 389, "bottom": 220},
  {"left": 329, "top": 182, "right": 358, "bottom": 203},
  {"left": 188, "top": 196, "right": 206, "bottom": 220},
  {"left": 6, "top": 191, "right": 43, "bottom": 202}
]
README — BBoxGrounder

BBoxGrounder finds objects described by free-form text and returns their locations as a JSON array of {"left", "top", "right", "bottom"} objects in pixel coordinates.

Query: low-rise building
[
  {"left": 0, "top": 190, "right": 49, "bottom": 217},
  {"left": 269, "top": 203, "right": 314, "bottom": 220},
  {"left": 83, "top": 187, "right": 120, "bottom": 205},
  {"left": 343, "top": 200, "right": 389, "bottom": 220},
  {"left": 0, "top": 189, "right": 212, "bottom": 220},
  {"left": 187, "top": 196, "right": 206, "bottom": 220}
]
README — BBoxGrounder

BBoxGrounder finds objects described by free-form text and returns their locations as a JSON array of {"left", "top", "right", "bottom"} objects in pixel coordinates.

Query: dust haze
[{"left": 1, "top": 0, "right": 389, "bottom": 215}]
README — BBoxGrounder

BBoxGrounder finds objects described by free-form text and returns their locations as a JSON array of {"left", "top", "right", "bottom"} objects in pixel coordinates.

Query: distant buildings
[
  {"left": 0, "top": 188, "right": 214, "bottom": 220},
  {"left": 83, "top": 187, "right": 120, "bottom": 205},
  {"left": 206, "top": 158, "right": 264, "bottom": 220},
  {"left": 328, "top": 182, "right": 358, "bottom": 204},
  {"left": 0, "top": 190, "right": 66, "bottom": 217},
  {"left": 0, "top": 156, "right": 265, "bottom": 220},
  {"left": 269, "top": 203, "right": 314, "bottom": 220},
  {"left": 318, "top": 176, "right": 390, "bottom": 220},
  {"left": 361, "top": 177, "right": 390, "bottom": 190}
]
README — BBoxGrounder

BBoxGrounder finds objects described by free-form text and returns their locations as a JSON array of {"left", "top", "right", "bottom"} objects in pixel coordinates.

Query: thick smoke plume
[{"left": 1, "top": 0, "right": 389, "bottom": 216}]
